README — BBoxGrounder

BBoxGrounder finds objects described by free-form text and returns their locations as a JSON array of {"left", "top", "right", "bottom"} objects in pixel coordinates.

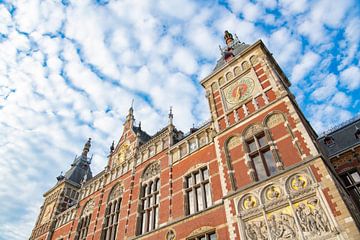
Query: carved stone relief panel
[
  {"left": 237, "top": 170, "right": 337, "bottom": 240},
  {"left": 267, "top": 208, "right": 298, "bottom": 240},
  {"left": 227, "top": 136, "right": 241, "bottom": 150},
  {"left": 243, "top": 123, "right": 263, "bottom": 139},
  {"left": 142, "top": 161, "right": 160, "bottom": 181},
  {"left": 82, "top": 199, "right": 95, "bottom": 216},
  {"left": 293, "top": 198, "right": 334, "bottom": 239},
  {"left": 245, "top": 218, "right": 268, "bottom": 240},
  {"left": 108, "top": 183, "right": 124, "bottom": 202},
  {"left": 266, "top": 113, "right": 285, "bottom": 128}
]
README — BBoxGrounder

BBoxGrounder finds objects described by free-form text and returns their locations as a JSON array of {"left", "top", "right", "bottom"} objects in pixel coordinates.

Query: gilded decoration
[
  {"left": 237, "top": 170, "right": 336, "bottom": 240},
  {"left": 114, "top": 141, "right": 131, "bottom": 166},
  {"left": 223, "top": 77, "right": 255, "bottom": 108},
  {"left": 108, "top": 183, "right": 124, "bottom": 202},
  {"left": 143, "top": 161, "right": 160, "bottom": 181},
  {"left": 82, "top": 199, "right": 95, "bottom": 216},
  {"left": 166, "top": 229, "right": 176, "bottom": 240}
]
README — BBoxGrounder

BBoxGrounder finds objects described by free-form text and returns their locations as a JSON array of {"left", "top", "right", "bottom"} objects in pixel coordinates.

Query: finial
[
  {"left": 168, "top": 106, "right": 173, "bottom": 125},
  {"left": 110, "top": 140, "right": 115, "bottom": 153},
  {"left": 224, "top": 30, "right": 234, "bottom": 46},
  {"left": 138, "top": 121, "right": 141, "bottom": 129},
  {"left": 56, "top": 171, "right": 65, "bottom": 181},
  {"left": 81, "top": 138, "right": 91, "bottom": 158}
]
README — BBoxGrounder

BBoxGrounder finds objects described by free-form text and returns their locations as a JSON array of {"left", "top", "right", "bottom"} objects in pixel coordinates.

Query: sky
[{"left": 0, "top": 0, "right": 359, "bottom": 239}]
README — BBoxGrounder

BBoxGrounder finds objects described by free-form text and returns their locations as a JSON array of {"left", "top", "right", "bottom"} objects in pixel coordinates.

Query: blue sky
[{"left": 0, "top": 0, "right": 359, "bottom": 239}]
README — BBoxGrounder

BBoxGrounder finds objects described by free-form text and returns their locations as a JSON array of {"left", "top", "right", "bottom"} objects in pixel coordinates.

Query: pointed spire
[
  {"left": 126, "top": 100, "right": 135, "bottom": 125},
  {"left": 110, "top": 140, "right": 115, "bottom": 153},
  {"left": 81, "top": 138, "right": 91, "bottom": 158},
  {"left": 168, "top": 106, "right": 173, "bottom": 125},
  {"left": 138, "top": 121, "right": 141, "bottom": 130}
]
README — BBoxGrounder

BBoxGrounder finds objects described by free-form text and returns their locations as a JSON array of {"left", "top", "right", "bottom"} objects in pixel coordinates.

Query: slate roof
[
  {"left": 214, "top": 42, "right": 250, "bottom": 71},
  {"left": 132, "top": 126, "right": 152, "bottom": 144},
  {"left": 63, "top": 155, "right": 92, "bottom": 184},
  {"left": 317, "top": 116, "right": 360, "bottom": 158}
]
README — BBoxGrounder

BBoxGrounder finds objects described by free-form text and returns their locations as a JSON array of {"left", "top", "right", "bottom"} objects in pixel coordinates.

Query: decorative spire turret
[
  {"left": 168, "top": 106, "right": 173, "bottom": 125},
  {"left": 125, "top": 100, "right": 135, "bottom": 126},
  {"left": 81, "top": 138, "right": 91, "bottom": 158},
  {"left": 110, "top": 140, "right": 115, "bottom": 153}
]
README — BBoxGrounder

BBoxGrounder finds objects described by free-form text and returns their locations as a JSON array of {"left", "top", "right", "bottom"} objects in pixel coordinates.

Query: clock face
[{"left": 224, "top": 77, "right": 254, "bottom": 105}]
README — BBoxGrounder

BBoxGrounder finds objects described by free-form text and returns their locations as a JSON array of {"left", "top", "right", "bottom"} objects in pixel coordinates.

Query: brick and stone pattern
[{"left": 30, "top": 37, "right": 360, "bottom": 240}]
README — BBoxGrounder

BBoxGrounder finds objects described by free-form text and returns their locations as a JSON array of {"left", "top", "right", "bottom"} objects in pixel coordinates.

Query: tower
[{"left": 30, "top": 139, "right": 93, "bottom": 240}]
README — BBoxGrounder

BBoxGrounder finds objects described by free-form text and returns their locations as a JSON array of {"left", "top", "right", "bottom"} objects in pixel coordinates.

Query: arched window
[
  {"left": 101, "top": 184, "right": 123, "bottom": 240},
  {"left": 75, "top": 200, "right": 94, "bottom": 240},
  {"left": 137, "top": 162, "right": 160, "bottom": 235},
  {"left": 243, "top": 124, "right": 279, "bottom": 181}
]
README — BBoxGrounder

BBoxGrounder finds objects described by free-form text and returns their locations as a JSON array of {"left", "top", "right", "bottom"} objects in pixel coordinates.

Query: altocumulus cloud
[{"left": 0, "top": 0, "right": 359, "bottom": 239}]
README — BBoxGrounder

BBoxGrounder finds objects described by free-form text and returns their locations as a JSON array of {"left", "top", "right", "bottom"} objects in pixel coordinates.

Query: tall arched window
[
  {"left": 243, "top": 123, "right": 279, "bottom": 181},
  {"left": 137, "top": 161, "right": 160, "bottom": 235},
  {"left": 75, "top": 199, "right": 94, "bottom": 240},
  {"left": 101, "top": 184, "right": 123, "bottom": 240}
]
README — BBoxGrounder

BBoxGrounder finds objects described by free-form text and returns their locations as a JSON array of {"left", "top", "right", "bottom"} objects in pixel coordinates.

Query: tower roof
[
  {"left": 61, "top": 138, "right": 93, "bottom": 185},
  {"left": 214, "top": 31, "right": 250, "bottom": 71}
]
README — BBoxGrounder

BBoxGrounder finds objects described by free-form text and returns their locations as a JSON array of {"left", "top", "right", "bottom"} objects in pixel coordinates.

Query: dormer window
[
  {"left": 355, "top": 128, "right": 360, "bottom": 139},
  {"left": 324, "top": 136, "right": 335, "bottom": 146}
]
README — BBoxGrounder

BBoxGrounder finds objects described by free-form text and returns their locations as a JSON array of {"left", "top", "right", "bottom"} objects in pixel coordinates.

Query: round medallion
[{"left": 225, "top": 77, "right": 254, "bottom": 104}]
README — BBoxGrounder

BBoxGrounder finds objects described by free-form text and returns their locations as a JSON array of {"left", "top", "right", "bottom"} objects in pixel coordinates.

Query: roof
[
  {"left": 317, "top": 115, "right": 360, "bottom": 158},
  {"left": 213, "top": 42, "right": 250, "bottom": 71},
  {"left": 63, "top": 155, "right": 93, "bottom": 184},
  {"left": 132, "top": 125, "right": 152, "bottom": 144}
]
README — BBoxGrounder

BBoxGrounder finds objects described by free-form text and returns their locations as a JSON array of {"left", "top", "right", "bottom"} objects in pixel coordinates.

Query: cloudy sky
[{"left": 0, "top": 0, "right": 359, "bottom": 239}]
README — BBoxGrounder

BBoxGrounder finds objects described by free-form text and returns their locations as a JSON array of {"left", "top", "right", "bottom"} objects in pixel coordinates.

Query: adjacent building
[{"left": 30, "top": 31, "right": 360, "bottom": 240}]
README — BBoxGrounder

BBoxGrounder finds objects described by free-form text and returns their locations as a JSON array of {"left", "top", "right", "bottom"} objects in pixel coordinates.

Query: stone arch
[
  {"left": 226, "top": 71, "right": 234, "bottom": 81},
  {"left": 260, "top": 183, "right": 284, "bottom": 204},
  {"left": 285, "top": 172, "right": 311, "bottom": 194},
  {"left": 250, "top": 55, "right": 258, "bottom": 65},
  {"left": 81, "top": 199, "right": 95, "bottom": 217},
  {"left": 234, "top": 66, "right": 241, "bottom": 76},
  {"left": 238, "top": 193, "right": 259, "bottom": 211},
  {"left": 264, "top": 111, "right": 286, "bottom": 129},
  {"left": 142, "top": 161, "right": 161, "bottom": 181},
  {"left": 219, "top": 77, "right": 225, "bottom": 86},
  {"left": 242, "top": 123, "right": 264, "bottom": 140},
  {"left": 241, "top": 61, "right": 250, "bottom": 70},
  {"left": 224, "top": 135, "right": 242, "bottom": 190},
  {"left": 107, "top": 183, "right": 124, "bottom": 203}
]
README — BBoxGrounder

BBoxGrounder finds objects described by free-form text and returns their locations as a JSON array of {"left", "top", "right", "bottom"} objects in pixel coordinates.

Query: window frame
[
  {"left": 245, "top": 132, "right": 277, "bottom": 181},
  {"left": 340, "top": 168, "right": 360, "bottom": 211},
  {"left": 187, "top": 230, "right": 217, "bottom": 240},
  {"left": 138, "top": 177, "right": 160, "bottom": 235},
  {"left": 101, "top": 198, "right": 121, "bottom": 240},
  {"left": 184, "top": 167, "right": 212, "bottom": 216}
]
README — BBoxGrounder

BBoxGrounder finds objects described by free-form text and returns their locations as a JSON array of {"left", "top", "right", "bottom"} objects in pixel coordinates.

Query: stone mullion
[{"left": 264, "top": 127, "right": 283, "bottom": 170}]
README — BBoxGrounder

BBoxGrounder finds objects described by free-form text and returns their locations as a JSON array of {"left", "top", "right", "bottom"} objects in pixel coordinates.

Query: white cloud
[
  {"left": 340, "top": 65, "right": 360, "bottom": 90},
  {"left": 291, "top": 51, "right": 320, "bottom": 83},
  {"left": 0, "top": 0, "right": 359, "bottom": 239}
]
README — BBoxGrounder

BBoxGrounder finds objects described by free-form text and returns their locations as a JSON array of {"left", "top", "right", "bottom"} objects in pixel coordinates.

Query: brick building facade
[{"left": 30, "top": 31, "right": 360, "bottom": 240}]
